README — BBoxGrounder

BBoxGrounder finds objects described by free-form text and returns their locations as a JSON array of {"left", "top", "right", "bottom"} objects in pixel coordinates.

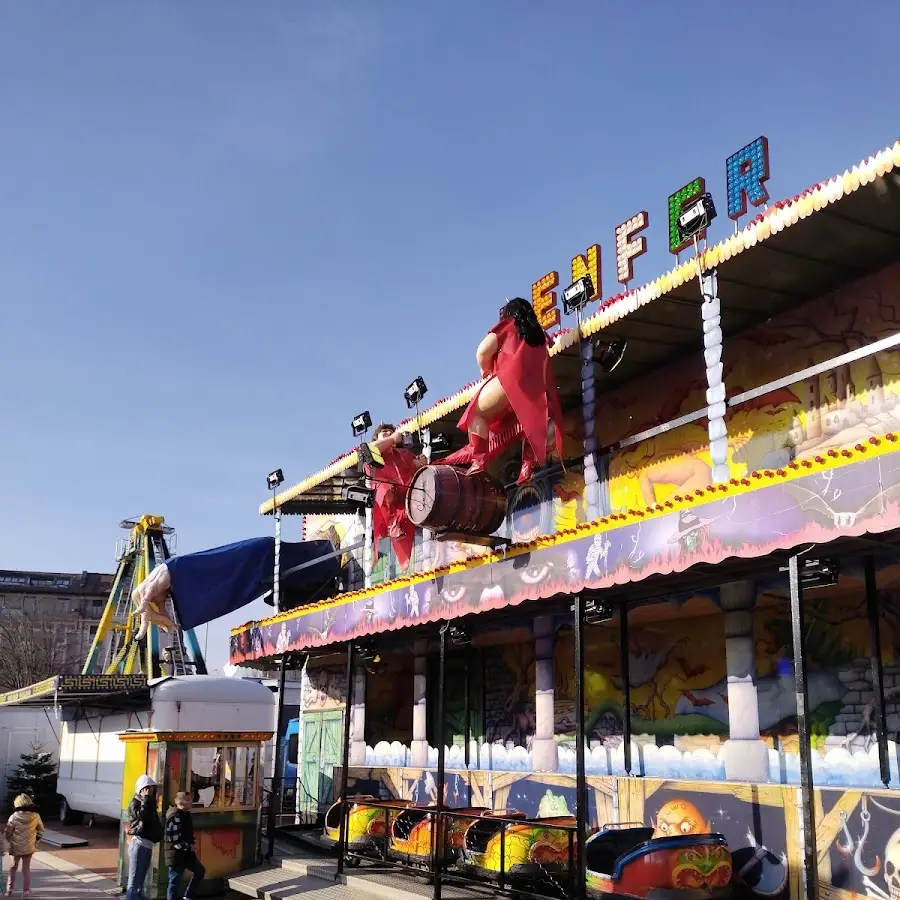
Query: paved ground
[
  {"left": 5, "top": 853, "right": 119, "bottom": 898},
  {"left": 41, "top": 821, "right": 121, "bottom": 882}
]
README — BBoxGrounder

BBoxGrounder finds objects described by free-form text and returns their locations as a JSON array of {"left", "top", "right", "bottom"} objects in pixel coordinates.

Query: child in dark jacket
[{"left": 165, "top": 792, "right": 205, "bottom": 900}]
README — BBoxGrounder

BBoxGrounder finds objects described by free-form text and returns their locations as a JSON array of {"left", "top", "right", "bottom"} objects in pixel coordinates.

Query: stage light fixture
[
  {"left": 676, "top": 192, "right": 717, "bottom": 243},
  {"left": 356, "top": 646, "right": 382, "bottom": 674},
  {"left": 573, "top": 597, "right": 613, "bottom": 625},
  {"left": 594, "top": 339, "right": 627, "bottom": 374},
  {"left": 779, "top": 557, "right": 839, "bottom": 590},
  {"left": 449, "top": 625, "right": 471, "bottom": 646},
  {"left": 351, "top": 410, "right": 372, "bottom": 437},
  {"left": 430, "top": 433, "right": 451, "bottom": 454},
  {"left": 266, "top": 469, "right": 284, "bottom": 490},
  {"left": 358, "top": 442, "right": 384, "bottom": 469},
  {"left": 342, "top": 482, "right": 374, "bottom": 508},
  {"left": 404, "top": 376, "right": 428, "bottom": 409},
  {"left": 563, "top": 275, "right": 594, "bottom": 315}
]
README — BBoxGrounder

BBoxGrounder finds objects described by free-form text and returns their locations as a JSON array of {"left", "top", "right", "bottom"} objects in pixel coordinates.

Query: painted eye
[
  {"left": 520, "top": 562, "right": 552, "bottom": 584},
  {"left": 888, "top": 862, "right": 895, "bottom": 877},
  {"left": 660, "top": 824, "right": 670, "bottom": 833},
  {"left": 442, "top": 585, "right": 466, "bottom": 604},
  {"left": 681, "top": 822, "right": 692, "bottom": 833}
]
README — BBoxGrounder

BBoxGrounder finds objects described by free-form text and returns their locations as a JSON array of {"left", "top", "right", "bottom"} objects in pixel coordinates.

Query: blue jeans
[
  {"left": 167, "top": 854, "right": 206, "bottom": 900},
  {"left": 126, "top": 841, "right": 154, "bottom": 900}
]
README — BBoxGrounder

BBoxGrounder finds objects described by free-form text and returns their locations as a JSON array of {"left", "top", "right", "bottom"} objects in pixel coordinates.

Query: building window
[
  {"left": 55, "top": 578, "right": 72, "bottom": 589},
  {"left": 92, "top": 597, "right": 104, "bottom": 612},
  {"left": 58, "top": 598, "right": 69, "bottom": 614}
]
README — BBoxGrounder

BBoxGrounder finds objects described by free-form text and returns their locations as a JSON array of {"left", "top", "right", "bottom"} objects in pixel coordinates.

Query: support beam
[
  {"left": 865, "top": 557, "right": 891, "bottom": 788},
  {"left": 433, "top": 624, "right": 448, "bottom": 900},
  {"left": 266, "top": 652, "right": 289, "bottom": 860},
  {"left": 699, "top": 267, "right": 729, "bottom": 483},
  {"left": 411, "top": 638, "right": 429, "bottom": 766},
  {"left": 533, "top": 615, "right": 559, "bottom": 772},
  {"left": 720, "top": 581, "right": 769, "bottom": 782},
  {"left": 464, "top": 651, "right": 471, "bottom": 768},
  {"left": 788, "top": 556, "right": 817, "bottom": 900},
  {"left": 273, "top": 507, "right": 282, "bottom": 613},
  {"left": 619, "top": 604, "right": 632, "bottom": 775},
  {"left": 574, "top": 595, "right": 588, "bottom": 900},
  {"left": 336, "top": 642, "right": 356, "bottom": 878}
]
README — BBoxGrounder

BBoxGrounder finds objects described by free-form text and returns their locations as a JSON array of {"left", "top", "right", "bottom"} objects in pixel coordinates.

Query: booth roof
[{"left": 261, "top": 139, "right": 900, "bottom": 517}]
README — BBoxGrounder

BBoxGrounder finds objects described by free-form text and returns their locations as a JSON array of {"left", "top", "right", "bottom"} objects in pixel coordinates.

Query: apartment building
[{"left": 0, "top": 569, "right": 114, "bottom": 674}]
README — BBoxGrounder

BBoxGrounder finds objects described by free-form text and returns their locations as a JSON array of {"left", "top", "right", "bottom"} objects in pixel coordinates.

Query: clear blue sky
[{"left": 1, "top": 2, "right": 897, "bottom": 670}]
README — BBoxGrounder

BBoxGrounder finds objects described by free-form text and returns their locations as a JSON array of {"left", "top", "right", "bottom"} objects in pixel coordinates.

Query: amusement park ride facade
[
  {"left": 0, "top": 517, "right": 275, "bottom": 899},
  {"left": 231, "top": 136, "right": 900, "bottom": 900}
]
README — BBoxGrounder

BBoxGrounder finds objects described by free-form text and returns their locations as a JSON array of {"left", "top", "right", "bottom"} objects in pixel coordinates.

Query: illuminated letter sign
[
  {"left": 615, "top": 212, "right": 649, "bottom": 286},
  {"left": 570, "top": 245, "right": 602, "bottom": 303},
  {"left": 532, "top": 271, "right": 561, "bottom": 330},
  {"left": 726, "top": 136, "right": 770, "bottom": 220},
  {"left": 668, "top": 178, "right": 707, "bottom": 255}
]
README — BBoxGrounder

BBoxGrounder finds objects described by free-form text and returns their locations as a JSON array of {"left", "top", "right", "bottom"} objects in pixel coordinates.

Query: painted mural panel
[
  {"left": 302, "top": 512, "right": 367, "bottom": 589},
  {"left": 340, "top": 767, "right": 900, "bottom": 900},
  {"left": 603, "top": 263, "right": 900, "bottom": 514},
  {"left": 366, "top": 655, "right": 414, "bottom": 746}
]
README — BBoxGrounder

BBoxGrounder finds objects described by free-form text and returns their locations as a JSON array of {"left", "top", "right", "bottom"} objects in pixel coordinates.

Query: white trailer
[
  {"left": 55, "top": 675, "right": 275, "bottom": 824},
  {"left": 0, "top": 707, "right": 61, "bottom": 810}
]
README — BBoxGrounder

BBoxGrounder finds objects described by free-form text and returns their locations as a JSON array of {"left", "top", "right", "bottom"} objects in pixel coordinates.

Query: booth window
[{"left": 189, "top": 744, "right": 259, "bottom": 810}]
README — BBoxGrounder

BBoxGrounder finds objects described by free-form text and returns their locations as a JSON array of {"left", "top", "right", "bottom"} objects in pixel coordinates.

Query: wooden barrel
[{"left": 406, "top": 465, "right": 507, "bottom": 535}]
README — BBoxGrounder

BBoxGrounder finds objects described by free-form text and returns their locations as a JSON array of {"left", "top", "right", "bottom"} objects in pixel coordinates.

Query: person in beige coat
[{"left": 4, "top": 794, "right": 44, "bottom": 897}]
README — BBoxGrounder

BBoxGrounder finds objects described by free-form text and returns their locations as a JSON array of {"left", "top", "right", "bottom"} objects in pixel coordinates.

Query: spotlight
[
  {"left": 430, "top": 433, "right": 451, "bottom": 455},
  {"left": 449, "top": 625, "right": 471, "bottom": 646},
  {"left": 676, "top": 192, "right": 717, "bottom": 243},
  {"left": 342, "top": 483, "right": 374, "bottom": 508},
  {"left": 573, "top": 597, "right": 613, "bottom": 625},
  {"left": 779, "top": 557, "right": 839, "bottom": 590},
  {"left": 267, "top": 469, "right": 284, "bottom": 490},
  {"left": 404, "top": 377, "right": 428, "bottom": 409},
  {"left": 563, "top": 275, "right": 594, "bottom": 315},
  {"left": 356, "top": 646, "right": 382, "bottom": 674},
  {"left": 351, "top": 411, "right": 372, "bottom": 437},
  {"left": 358, "top": 442, "right": 384, "bottom": 469},
  {"left": 594, "top": 339, "right": 627, "bottom": 374}
]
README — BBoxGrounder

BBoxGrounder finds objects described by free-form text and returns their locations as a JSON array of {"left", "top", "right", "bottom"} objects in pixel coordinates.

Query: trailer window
[
  {"left": 189, "top": 743, "right": 259, "bottom": 811},
  {"left": 287, "top": 733, "right": 299, "bottom": 766}
]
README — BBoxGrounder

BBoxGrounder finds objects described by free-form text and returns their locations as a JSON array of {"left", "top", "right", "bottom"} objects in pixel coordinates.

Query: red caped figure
[
  {"left": 458, "top": 298, "right": 564, "bottom": 484},
  {"left": 364, "top": 423, "right": 426, "bottom": 571}
]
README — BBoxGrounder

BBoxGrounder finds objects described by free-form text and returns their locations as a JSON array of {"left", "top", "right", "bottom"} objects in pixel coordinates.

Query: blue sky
[{"left": 1, "top": 2, "right": 897, "bottom": 670}]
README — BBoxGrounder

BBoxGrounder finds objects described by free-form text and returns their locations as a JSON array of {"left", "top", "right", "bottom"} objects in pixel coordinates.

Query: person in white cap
[{"left": 126, "top": 774, "right": 163, "bottom": 900}]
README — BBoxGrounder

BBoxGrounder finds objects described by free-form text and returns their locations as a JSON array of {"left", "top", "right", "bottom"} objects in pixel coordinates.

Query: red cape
[
  {"left": 365, "top": 445, "right": 420, "bottom": 570},
  {"left": 459, "top": 317, "right": 564, "bottom": 466}
]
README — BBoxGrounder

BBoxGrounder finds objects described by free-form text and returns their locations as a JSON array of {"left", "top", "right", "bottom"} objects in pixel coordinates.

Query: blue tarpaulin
[{"left": 167, "top": 537, "right": 339, "bottom": 630}]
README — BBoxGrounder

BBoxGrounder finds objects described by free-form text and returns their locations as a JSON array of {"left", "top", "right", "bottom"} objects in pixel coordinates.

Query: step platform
[{"left": 41, "top": 828, "right": 89, "bottom": 848}]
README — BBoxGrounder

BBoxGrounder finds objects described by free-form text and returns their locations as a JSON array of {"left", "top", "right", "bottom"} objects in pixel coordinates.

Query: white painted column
[
  {"left": 349, "top": 665, "right": 367, "bottom": 766},
  {"left": 720, "top": 581, "right": 770, "bottom": 781},
  {"left": 532, "top": 615, "right": 559, "bottom": 772},
  {"left": 410, "top": 638, "right": 429, "bottom": 766},
  {"left": 701, "top": 269, "right": 730, "bottom": 484}
]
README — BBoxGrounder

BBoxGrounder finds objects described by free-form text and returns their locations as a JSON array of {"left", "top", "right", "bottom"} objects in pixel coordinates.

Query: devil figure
[
  {"left": 364, "top": 423, "right": 427, "bottom": 571},
  {"left": 457, "top": 298, "right": 564, "bottom": 484}
]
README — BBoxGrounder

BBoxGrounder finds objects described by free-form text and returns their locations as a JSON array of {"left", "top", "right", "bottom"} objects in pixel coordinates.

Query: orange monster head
[{"left": 652, "top": 800, "right": 710, "bottom": 839}]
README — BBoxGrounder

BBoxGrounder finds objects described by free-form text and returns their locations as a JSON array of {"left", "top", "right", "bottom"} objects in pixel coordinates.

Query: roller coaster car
[
  {"left": 388, "top": 806, "right": 490, "bottom": 868},
  {"left": 585, "top": 826, "right": 732, "bottom": 900},
  {"left": 461, "top": 811, "right": 573, "bottom": 881},
  {"left": 322, "top": 796, "right": 413, "bottom": 855}
]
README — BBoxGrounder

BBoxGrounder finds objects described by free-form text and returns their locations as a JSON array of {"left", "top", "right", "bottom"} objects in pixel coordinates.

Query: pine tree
[{"left": 6, "top": 742, "right": 57, "bottom": 814}]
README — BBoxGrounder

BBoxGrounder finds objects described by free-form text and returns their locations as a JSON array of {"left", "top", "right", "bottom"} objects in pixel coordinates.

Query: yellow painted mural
[{"left": 600, "top": 262, "right": 900, "bottom": 514}]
